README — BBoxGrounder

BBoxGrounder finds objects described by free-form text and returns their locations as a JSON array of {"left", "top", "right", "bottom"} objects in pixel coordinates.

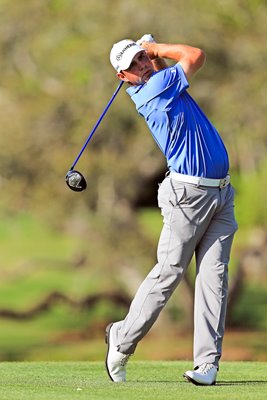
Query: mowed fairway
[{"left": 0, "top": 361, "right": 266, "bottom": 400}]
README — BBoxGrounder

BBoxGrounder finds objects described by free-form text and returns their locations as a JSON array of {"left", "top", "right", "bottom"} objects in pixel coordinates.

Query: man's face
[{"left": 118, "top": 51, "right": 155, "bottom": 85}]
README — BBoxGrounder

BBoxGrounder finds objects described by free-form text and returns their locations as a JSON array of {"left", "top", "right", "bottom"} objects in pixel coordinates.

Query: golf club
[{"left": 65, "top": 80, "right": 124, "bottom": 192}]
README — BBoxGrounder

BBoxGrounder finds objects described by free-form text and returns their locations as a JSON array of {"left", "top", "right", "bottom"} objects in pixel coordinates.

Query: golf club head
[{"left": 65, "top": 170, "right": 87, "bottom": 192}]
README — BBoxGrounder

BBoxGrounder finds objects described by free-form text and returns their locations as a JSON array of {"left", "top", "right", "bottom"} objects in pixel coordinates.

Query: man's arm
[{"left": 140, "top": 42, "right": 206, "bottom": 79}]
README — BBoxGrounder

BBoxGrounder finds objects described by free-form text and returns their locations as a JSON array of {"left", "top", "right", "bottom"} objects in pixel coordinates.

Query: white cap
[{"left": 110, "top": 39, "right": 145, "bottom": 72}]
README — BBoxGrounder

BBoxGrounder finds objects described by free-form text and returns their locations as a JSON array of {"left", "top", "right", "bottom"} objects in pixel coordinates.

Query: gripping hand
[
  {"left": 136, "top": 34, "right": 156, "bottom": 46},
  {"left": 137, "top": 34, "right": 168, "bottom": 70}
]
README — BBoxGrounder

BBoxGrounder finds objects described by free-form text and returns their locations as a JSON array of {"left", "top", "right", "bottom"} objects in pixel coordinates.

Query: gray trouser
[{"left": 114, "top": 175, "right": 238, "bottom": 368}]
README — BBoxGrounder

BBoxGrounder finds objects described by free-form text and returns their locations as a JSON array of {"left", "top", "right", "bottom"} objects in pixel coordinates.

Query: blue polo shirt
[{"left": 126, "top": 64, "right": 229, "bottom": 179}]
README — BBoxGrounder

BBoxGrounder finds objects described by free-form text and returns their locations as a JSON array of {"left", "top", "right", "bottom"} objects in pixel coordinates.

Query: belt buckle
[{"left": 219, "top": 175, "right": 230, "bottom": 188}]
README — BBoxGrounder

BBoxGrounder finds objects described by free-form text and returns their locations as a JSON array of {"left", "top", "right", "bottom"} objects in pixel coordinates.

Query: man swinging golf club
[{"left": 105, "top": 34, "right": 238, "bottom": 385}]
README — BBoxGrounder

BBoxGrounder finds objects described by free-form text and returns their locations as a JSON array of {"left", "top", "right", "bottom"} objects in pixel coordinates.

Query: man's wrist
[
  {"left": 142, "top": 42, "right": 159, "bottom": 59},
  {"left": 150, "top": 42, "right": 159, "bottom": 58}
]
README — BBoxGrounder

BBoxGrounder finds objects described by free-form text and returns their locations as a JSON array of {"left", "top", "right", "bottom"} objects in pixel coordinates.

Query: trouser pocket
[{"left": 158, "top": 177, "right": 185, "bottom": 208}]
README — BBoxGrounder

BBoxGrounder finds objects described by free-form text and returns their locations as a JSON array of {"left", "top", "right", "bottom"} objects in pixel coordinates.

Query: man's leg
[
  {"left": 193, "top": 185, "right": 237, "bottom": 369},
  {"left": 115, "top": 179, "right": 199, "bottom": 354},
  {"left": 184, "top": 184, "right": 237, "bottom": 385},
  {"left": 105, "top": 177, "right": 205, "bottom": 381},
  {"left": 193, "top": 232, "right": 234, "bottom": 368}
]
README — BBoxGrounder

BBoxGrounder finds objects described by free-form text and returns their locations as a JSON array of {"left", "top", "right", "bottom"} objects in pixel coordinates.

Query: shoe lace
[
  {"left": 120, "top": 354, "right": 131, "bottom": 367},
  {"left": 198, "top": 363, "right": 214, "bottom": 374}
]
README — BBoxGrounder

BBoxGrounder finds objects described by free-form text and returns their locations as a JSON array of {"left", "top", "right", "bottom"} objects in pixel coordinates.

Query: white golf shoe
[
  {"left": 183, "top": 363, "right": 217, "bottom": 385},
  {"left": 105, "top": 323, "right": 131, "bottom": 382}
]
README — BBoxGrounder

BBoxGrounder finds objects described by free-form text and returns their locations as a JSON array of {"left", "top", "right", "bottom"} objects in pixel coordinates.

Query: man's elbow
[
  {"left": 194, "top": 48, "right": 206, "bottom": 68},
  {"left": 190, "top": 48, "right": 206, "bottom": 76},
  {"left": 180, "top": 47, "right": 206, "bottom": 79}
]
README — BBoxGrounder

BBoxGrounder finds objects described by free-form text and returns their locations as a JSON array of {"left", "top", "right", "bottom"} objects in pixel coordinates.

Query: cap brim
[{"left": 119, "top": 48, "right": 145, "bottom": 71}]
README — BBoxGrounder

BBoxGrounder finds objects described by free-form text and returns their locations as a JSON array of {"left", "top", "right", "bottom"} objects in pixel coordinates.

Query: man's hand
[
  {"left": 136, "top": 34, "right": 156, "bottom": 46},
  {"left": 137, "top": 34, "right": 168, "bottom": 71},
  {"left": 136, "top": 34, "right": 157, "bottom": 59}
]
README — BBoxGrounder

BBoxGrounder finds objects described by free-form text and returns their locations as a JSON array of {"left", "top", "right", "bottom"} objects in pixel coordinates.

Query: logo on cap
[{"left": 116, "top": 43, "right": 136, "bottom": 61}]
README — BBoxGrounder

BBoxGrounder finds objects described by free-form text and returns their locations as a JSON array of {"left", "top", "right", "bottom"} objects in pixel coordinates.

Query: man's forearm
[{"left": 143, "top": 42, "right": 206, "bottom": 78}]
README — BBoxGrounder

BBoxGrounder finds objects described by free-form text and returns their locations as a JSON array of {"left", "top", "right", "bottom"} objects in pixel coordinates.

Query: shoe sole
[
  {"left": 105, "top": 323, "right": 115, "bottom": 382},
  {"left": 183, "top": 372, "right": 216, "bottom": 386}
]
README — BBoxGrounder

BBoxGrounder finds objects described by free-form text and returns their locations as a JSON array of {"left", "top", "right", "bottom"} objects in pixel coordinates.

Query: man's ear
[{"left": 117, "top": 72, "right": 130, "bottom": 82}]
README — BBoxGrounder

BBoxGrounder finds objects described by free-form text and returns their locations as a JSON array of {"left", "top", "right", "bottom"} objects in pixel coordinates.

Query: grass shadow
[
  {"left": 216, "top": 380, "right": 267, "bottom": 386},
  {"left": 128, "top": 380, "right": 267, "bottom": 385}
]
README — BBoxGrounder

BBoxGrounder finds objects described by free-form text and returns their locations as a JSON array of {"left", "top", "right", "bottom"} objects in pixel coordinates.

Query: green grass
[
  {"left": 0, "top": 213, "right": 80, "bottom": 265},
  {"left": 0, "top": 361, "right": 266, "bottom": 400}
]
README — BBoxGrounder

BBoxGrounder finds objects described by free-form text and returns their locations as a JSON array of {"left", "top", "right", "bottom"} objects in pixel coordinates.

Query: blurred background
[{"left": 0, "top": 0, "right": 266, "bottom": 362}]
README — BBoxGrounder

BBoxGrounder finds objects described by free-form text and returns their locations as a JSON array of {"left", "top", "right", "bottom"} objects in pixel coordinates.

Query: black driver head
[{"left": 65, "top": 170, "right": 87, "bottom": 192}]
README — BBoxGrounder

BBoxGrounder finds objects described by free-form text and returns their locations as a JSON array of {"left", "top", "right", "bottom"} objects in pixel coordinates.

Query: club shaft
[{"left": 70, "top": 81, "right": 124, "bottom": 170}]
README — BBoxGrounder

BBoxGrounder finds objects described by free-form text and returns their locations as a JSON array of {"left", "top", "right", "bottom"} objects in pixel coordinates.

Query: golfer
[{"left": 105, "top": 35, "right": 238, "bottom": 385}]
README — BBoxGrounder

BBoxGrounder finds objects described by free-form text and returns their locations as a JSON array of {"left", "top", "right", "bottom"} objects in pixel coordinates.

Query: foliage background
[{"left": 0, "top": 0, "right": 266, "bottom": 361}]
